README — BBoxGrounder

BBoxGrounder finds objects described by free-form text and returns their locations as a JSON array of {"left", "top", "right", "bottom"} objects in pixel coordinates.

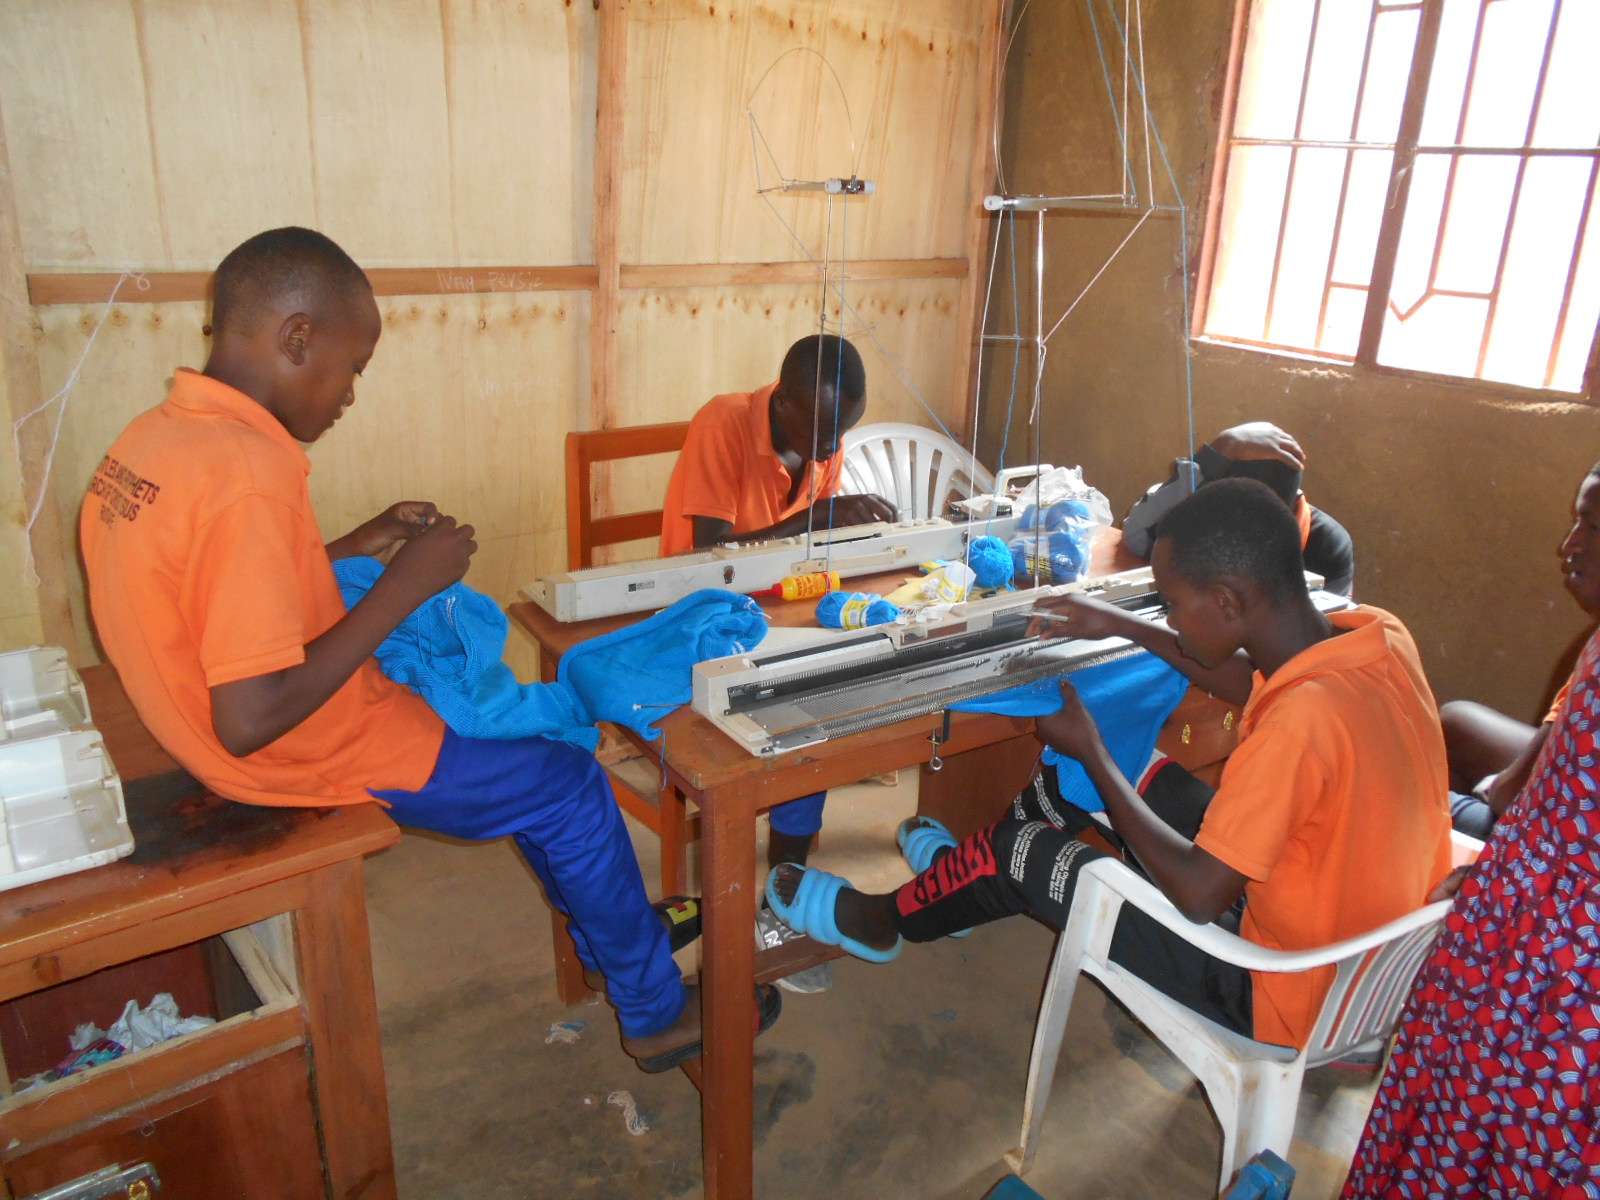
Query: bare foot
[
  {"left": 768, "top": 864, "right": 900, "bottom": 954},
  {"left": 621, "top": 982, "right": 702, "bottom": 1064}
]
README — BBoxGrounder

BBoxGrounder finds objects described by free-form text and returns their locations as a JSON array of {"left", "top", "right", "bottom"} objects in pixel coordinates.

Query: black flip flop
[
  {"left": 634, "top": 984, "right": 783, "bottom": 1075},
  {"left": 654, "top": 895, "right": 703, "bottom": 952}
]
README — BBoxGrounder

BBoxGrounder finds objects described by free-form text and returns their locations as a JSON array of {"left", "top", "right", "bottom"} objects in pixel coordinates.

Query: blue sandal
[
  {"left": 764, "top": 864, "right": 902, "bottom": 963},
  {"left": 896, "top": 817, "right": 972, "bottom": 939}
]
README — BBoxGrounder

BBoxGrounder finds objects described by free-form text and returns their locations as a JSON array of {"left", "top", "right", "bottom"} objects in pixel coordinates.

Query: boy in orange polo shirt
[
  {"left": 660, "top": 334, "right": 899, "bottom": 990},
  {"left": 79, "top": 227, "right": 769, "bottom": 1071},
  {"left": 766, "top": 479, "right": 1452, "bottom": 1049},
  {"left": 659, "top": 334, "right": 896, "bottom": 556}
]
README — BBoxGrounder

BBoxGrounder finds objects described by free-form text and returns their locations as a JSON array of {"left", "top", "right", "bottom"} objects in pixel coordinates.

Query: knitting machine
[
  {"left": 525, "top": 515, "right": 1023, "bottom": 623},
  {"left": 692, "top": 569, "right": 1348, "bottom": 757}
]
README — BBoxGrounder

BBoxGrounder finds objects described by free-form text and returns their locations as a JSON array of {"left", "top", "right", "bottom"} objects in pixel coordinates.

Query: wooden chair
[
  {"left": 564, "top": 423, "right": 695, "bottom": 895},
  {"left": 565, "top": 421, "right": 690, "bottom": 569}
]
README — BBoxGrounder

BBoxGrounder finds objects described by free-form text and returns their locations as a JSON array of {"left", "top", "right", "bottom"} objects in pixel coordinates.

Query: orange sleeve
[
  {"left": 1547, "top": 675, "right": 1574, "bottom": 725},
  {"left": 182, "top": 493, "right": 310, "bottom": 687},
  {"left": 1194, "top": 711, "right": 1327, "bottom": 881},
  {"left": 675, "top": 408, "right": 746, "bottom": 525}
]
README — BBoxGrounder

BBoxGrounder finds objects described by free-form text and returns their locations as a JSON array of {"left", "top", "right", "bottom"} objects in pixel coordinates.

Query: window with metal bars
[{"left": 1195, "top": 0, "right": 1600, "bottom": 397}]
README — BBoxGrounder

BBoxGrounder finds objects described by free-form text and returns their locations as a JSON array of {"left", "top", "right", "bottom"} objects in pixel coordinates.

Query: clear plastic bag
[{"left": 1008, "top": 498, "right": 1109, "bottom": 585}]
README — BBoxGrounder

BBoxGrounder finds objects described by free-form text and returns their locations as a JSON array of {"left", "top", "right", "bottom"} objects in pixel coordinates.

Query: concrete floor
[{"left": 365, "top": 773, "right": 1380, "bottom": 1199}]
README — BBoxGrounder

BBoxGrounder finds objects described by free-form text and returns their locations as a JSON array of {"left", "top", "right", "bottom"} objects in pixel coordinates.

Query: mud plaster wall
[{"left": 978, "top": 0, "right": 1600, "bottom": 721}]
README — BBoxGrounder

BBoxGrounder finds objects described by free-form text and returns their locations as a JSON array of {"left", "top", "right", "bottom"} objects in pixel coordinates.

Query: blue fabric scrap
[
  {"left": 333, "top": 558, "right": 766, "bottom": 749},
  {"left": 951, "top": 652, "right": 1188, "bottom": 812}
]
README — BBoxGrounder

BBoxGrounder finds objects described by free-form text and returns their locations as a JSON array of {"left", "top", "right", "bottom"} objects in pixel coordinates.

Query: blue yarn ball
[
  {"left": 816, "top": 590, "right": 900, "bottom": 629},
  {"left": 967, "top": 536, "right": 1014, "bottom": 588}
]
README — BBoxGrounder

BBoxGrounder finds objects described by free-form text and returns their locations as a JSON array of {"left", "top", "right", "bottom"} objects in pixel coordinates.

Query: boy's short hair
[
  {"left": 779, "top": 334, "right": 866, "bottom": 405},
  {"left": 1156, "top": 477, "right": 1307, "bottom": 602},
  {"left": 211, "top": 227, "right": 371, "bottom": 337}
]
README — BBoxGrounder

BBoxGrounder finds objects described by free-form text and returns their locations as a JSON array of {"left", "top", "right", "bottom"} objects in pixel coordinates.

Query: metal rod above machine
[
  {"left": 983, "top": 194, "right": 1182, "bottom": 215},
  {"left": 759, "top": 177, "right": 876, "bottom": 196}
]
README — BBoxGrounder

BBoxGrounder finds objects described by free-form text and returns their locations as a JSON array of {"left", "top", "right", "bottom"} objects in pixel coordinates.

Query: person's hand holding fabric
[
  {"left": 1034, "top": 680, "right": 1105, "bottom": 761},
  {"left": 330, "top": 500, "right": 441, "bottom": 560},
  {"left": 386, "top": 515, "right": 477, "bottom": 602}
]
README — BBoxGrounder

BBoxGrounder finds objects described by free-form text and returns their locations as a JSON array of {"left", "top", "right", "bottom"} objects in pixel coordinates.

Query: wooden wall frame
[
  {"left": 954, "top": 0, "right": 1012, "bottom": 447},
  {"left": 24, "top": 258, "right": 968, "bottom": 307}
]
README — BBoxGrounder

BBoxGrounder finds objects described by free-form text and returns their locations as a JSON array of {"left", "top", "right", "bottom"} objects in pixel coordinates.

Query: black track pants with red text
[{"left": 894, "top": 762, "right": 1254, "bottom": 1036}]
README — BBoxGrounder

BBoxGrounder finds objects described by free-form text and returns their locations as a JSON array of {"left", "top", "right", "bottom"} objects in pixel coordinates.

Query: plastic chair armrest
[{"left": 1081, "top": 859, "right": 1452, "bottom": 974}]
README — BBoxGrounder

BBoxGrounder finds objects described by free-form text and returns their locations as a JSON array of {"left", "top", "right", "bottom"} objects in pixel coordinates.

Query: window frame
[{"left": 1192, "top": 0, "right": 1600, "bottom": 403}]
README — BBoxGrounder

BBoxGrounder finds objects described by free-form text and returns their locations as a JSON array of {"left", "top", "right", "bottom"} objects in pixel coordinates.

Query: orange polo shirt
[
  {"left": 1194, "top": 606, "right": 1452, "bottom": 1048},
  {"left": 79, "top": 369, "right": 444, "bottom": 807},
  {"left": 659, "top": 383, "right": 844, "bottom": 556}
]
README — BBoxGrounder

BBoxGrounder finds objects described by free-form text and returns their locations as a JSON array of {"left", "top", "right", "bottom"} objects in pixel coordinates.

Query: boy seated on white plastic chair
[{"left": 767, "top": 479, "right": 1455, "bottom": 1049}]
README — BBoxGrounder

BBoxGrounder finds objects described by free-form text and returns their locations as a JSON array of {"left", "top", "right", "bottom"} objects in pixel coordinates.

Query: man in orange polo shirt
[
  {"left": 80, "top": 227, "right": 772, "bottom": 1072},
  {"left": 660, "top": 334, "right": 899, "bottom": 991},
  {"left": 659, "top": 334, "right": 896, "bottom": 556},
  {"left": 766, "top": 479, "right": 1451, "bottom": 1049}
]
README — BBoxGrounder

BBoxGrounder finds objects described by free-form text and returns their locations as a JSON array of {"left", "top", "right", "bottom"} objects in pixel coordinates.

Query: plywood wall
[
  {"left": 607, "top": 276, "right": 966, "bottom": 530},
  {"left": 0, "top": 0, "right": 596, "bottom": 269},
  {"left": 0, "top": 0, "right": 995, "bottom": 677},
  {"left": 604, "top": 0, "right": 986, "bottom": 548},
  {"left": 621, "top": 0, "right": 979, "bottom": 264},
  {"left": 0, "top": 415, "right": 45, "bottom": 651}
]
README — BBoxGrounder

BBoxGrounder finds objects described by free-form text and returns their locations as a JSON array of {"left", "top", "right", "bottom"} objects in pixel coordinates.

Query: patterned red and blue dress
[{"left": 1344, "top": 629, "right": 1600, "bottom": 1198}]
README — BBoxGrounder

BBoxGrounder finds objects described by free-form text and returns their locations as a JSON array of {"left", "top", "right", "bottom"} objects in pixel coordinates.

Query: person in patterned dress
[{"left": 1344, "top": 461, "right": 1600, "bottom": 1197}]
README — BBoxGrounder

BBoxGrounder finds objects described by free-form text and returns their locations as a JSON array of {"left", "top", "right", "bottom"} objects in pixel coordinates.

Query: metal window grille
[{"left": 1196, "top": 0, "right": 1600, "bottom": 397}]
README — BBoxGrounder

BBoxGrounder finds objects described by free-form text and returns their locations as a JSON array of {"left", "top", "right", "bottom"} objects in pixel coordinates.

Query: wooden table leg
[
  {"left": 550, "top": 908, "right": 593, "bottom": 1005},
  {"left": 699, "top": 785, "right": 757, "bottom": 1200},
  {"left": 295, "top": 859, "right": 398, "bottom": 1200},
  {"left": 659, "top": 784, "right": 688, "bottom": 898}
]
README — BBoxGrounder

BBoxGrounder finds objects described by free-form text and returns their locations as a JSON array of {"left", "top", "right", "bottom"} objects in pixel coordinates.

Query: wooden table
[
  {"left": 0, "top": 668, "right": 401, "bottom": 1199},
  {"left": 509, "top": 535, "right": 1242, "bottom": 1200}
]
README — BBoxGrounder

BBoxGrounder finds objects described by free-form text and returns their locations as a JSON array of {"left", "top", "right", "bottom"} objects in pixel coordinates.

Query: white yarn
[
  {"left": 11, "top": 271, "right": 150, "bottom": 574},
  {"left": 606, "top": 1089, "right": 651, "bottom": 1136}
]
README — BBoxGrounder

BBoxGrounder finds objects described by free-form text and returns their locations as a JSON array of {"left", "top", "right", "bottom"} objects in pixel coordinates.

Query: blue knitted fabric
[
  {"left": 951, "top": 652, "right": 1188, "bottom": 812},
  {"left": 333, "top": 559, "right": 767, "bottom": 749},
  {"left": 559, "top": 587, "right": 768, "bottom": 743}
]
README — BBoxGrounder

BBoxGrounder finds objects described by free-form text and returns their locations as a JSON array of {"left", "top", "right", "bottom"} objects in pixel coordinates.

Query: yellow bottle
[{"left": 759, "top": 570, "right": 842, "bottom": 601}]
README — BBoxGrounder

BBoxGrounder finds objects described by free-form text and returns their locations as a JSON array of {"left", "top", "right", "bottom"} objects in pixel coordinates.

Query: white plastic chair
[
  {"left": 1005, "top": 830, "right": 1484, "bottom": 1193},
  {"left": 840, "top": 422, "right": 996, "bottom": 519}
]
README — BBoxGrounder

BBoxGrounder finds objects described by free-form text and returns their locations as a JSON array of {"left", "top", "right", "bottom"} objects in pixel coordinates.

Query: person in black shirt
[{"left": 1122, "top": 422, "right": 1355, "bottom": 596}]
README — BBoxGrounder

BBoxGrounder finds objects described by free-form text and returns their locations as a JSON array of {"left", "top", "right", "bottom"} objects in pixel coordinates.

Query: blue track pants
[{"left": 374, "top": 731, "right": 685, "bottom": 1037}]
